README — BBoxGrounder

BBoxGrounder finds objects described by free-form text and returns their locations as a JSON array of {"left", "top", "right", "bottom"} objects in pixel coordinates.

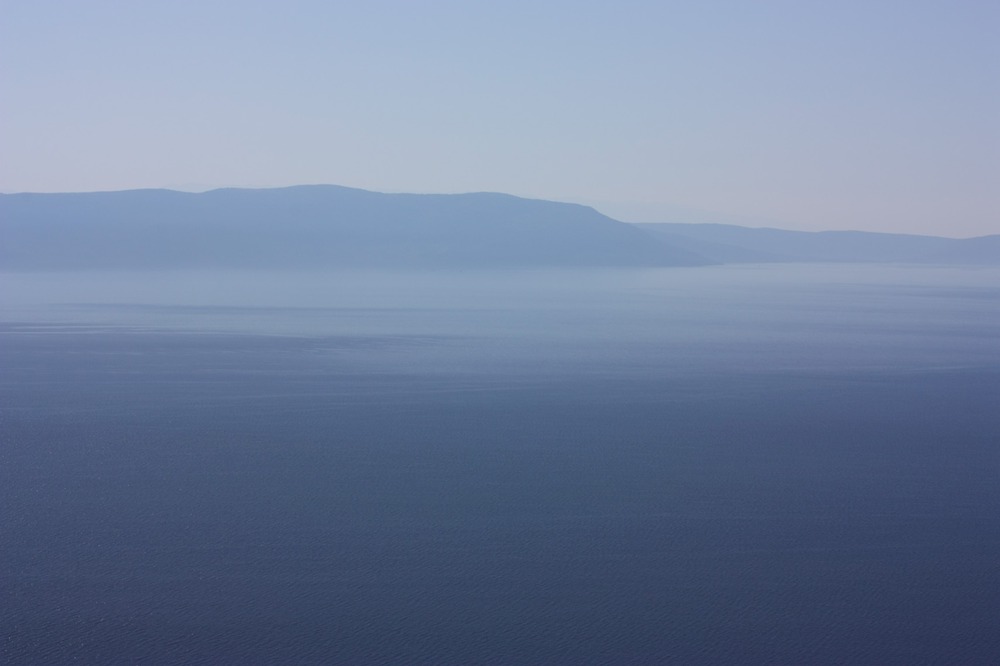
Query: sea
[{"left": 2, "top": 264, "right": 999, "bottom": 664}]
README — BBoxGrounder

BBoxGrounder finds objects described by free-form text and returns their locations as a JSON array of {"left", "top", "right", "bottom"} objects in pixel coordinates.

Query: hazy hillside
[
  {"left": 921, "top": 234, "right": 1000, "bottom": 265},
  {"left": 639, "top": 223, "right": 1000, "bottom": 265},
  {"left": 5, "top": 186, "right": 994, "bottom": 270},
  {"left": 0, "top": 186, "right": 709, "bottom": 270}
]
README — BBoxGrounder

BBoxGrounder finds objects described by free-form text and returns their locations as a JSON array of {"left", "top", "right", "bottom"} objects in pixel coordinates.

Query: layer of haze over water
[{"left": 3, "top": 265, "right": 999, "bottom": 663}]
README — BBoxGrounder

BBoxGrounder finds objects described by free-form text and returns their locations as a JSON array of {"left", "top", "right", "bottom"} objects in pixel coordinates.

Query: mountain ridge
[
  {"left": 638, "top": 222, "right": 1000, "bottom": 265},
  {"left": 2, "top": 186, "right": 996, "bottom": 270},
  {"left": 0, "top": 185, "right": 709, "bottom": 270}
]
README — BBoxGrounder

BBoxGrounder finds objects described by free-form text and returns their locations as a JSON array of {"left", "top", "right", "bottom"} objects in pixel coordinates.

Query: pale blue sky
[{"left": 2, "top": 0, "right": 997, "bottom": 236}]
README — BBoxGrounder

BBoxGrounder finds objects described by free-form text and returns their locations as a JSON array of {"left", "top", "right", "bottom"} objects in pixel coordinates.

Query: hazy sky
[{"left": 2, "top": 0, "right": 997, "bottom": 236}]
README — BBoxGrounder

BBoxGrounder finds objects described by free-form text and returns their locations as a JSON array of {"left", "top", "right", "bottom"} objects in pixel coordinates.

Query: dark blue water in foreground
[{"left": 2, "top": 266, "right": 999, "bottom": 664}]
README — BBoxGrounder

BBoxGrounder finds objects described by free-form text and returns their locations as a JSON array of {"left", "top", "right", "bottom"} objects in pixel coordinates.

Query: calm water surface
[{"left": 2, "top": 265, "right": 999, "bottom": 664}]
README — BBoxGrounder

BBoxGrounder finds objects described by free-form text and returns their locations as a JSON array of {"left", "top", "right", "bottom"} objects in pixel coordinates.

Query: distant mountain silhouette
[
  {"left": 0, "top": 186, "right": 709, "bottom": 270},
  {"left": 3, "top": 186, "right": 995, "bottom": 270},
  {"left": 639, "top": 223, "right": 1000, "bottom": 265}
]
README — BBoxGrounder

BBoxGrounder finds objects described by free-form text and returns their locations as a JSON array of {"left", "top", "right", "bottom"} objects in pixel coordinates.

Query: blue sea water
[{"left": 2, "top": 265, "right": 999, "bottom": 664}]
